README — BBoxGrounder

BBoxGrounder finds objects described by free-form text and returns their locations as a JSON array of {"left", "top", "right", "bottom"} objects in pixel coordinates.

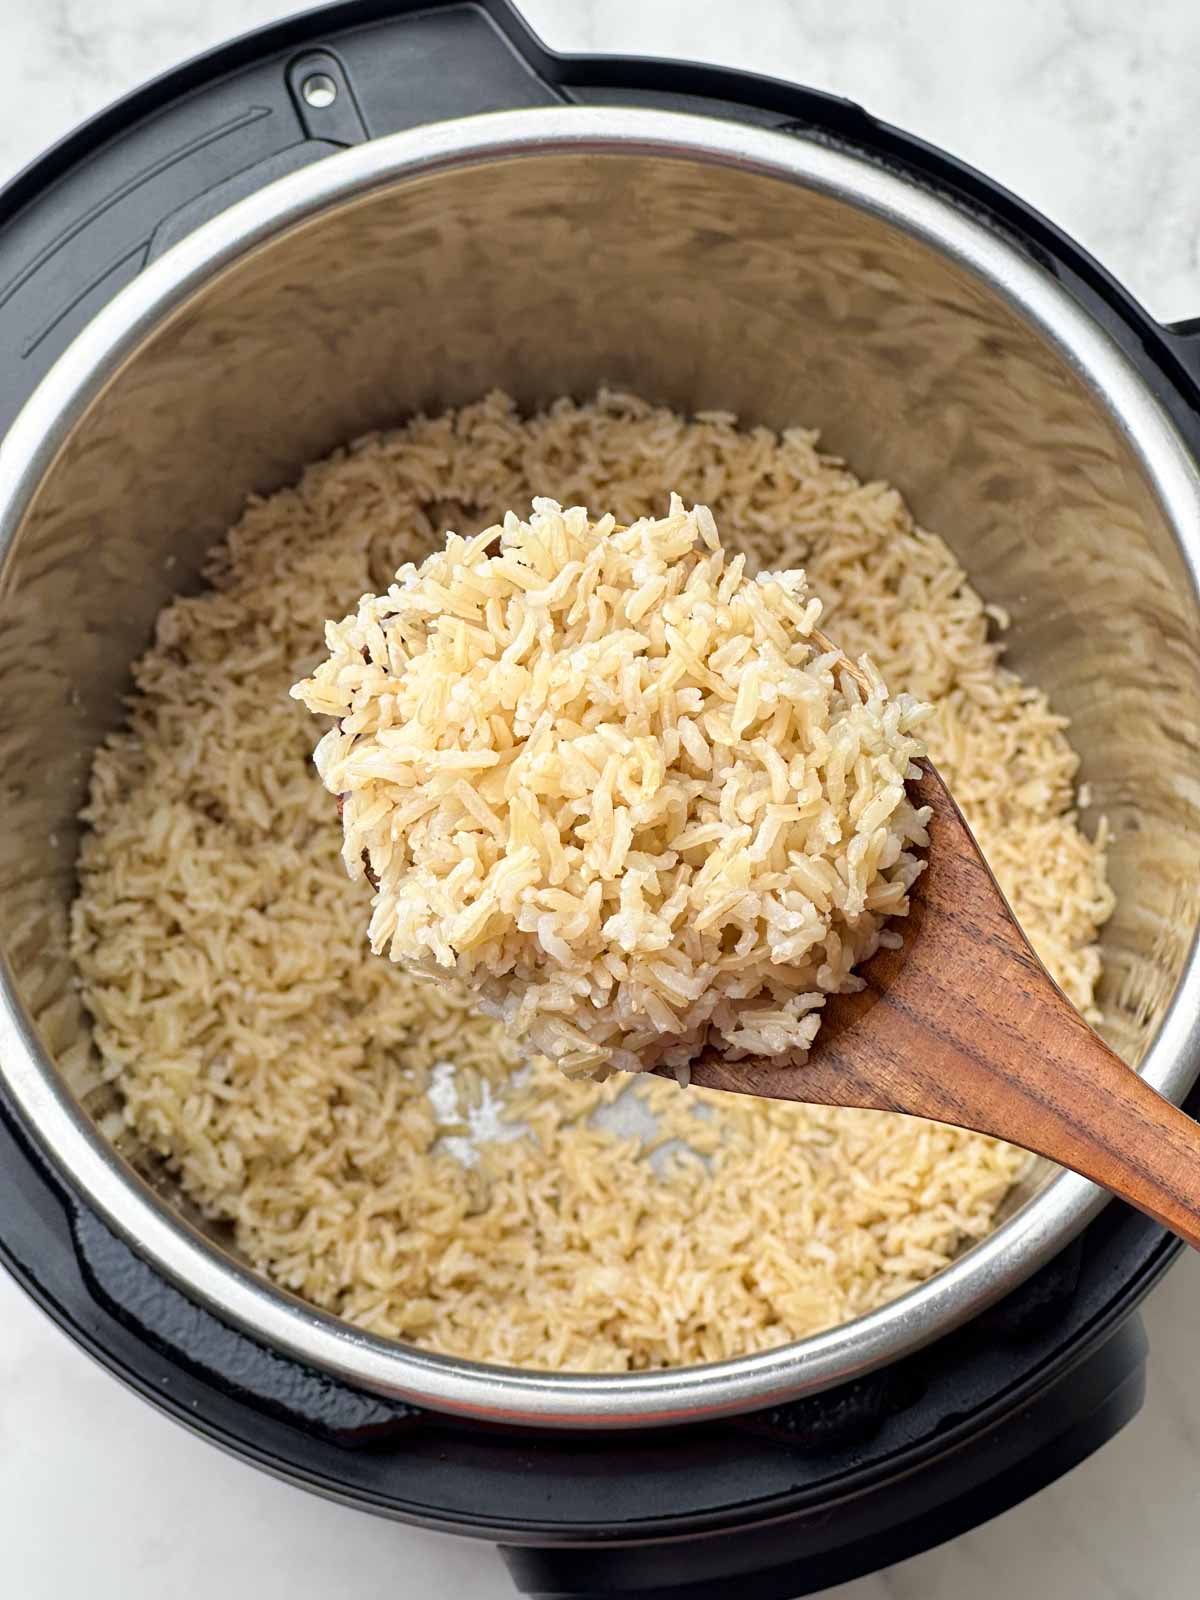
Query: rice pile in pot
[
  {"left": 69, "top": 391, "right": 1113, "bottom": 1371},
  {"left": 293, "top": 496, "right": 932, "bottom": 1080}
]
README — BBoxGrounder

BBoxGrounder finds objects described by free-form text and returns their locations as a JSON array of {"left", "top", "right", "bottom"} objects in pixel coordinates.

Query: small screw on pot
[{"left": 301, "top": 73, "right": 338, "bottom": 109}]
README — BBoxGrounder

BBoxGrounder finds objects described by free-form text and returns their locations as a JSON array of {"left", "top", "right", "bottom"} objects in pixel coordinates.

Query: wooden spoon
[{"left": 673, "top": 754, "right": 1200, "bottom": 1248}]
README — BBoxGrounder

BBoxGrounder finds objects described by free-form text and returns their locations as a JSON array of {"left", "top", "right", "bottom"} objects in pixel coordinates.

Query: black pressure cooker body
[{"left": 2, "top": 5, "right": 1197, "bottom": 1597}]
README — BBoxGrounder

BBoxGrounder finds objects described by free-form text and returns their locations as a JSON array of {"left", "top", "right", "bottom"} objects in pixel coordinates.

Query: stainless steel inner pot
[{"left": 2, "top": 108, "right": 1200, "bottom": 1427}]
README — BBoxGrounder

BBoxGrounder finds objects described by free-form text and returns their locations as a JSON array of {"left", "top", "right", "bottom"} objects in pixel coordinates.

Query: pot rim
[{"left": 2, "top": 106, "right": 1199, "bottom": 1428}]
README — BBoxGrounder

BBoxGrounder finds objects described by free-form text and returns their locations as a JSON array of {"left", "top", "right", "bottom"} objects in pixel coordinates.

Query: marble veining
[{"left": 3, "top": 1, "right": 1200, "bottom": 1596}]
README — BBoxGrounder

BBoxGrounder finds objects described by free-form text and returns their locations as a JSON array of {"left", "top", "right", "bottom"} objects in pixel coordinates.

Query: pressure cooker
[{"left": 1, "top": 3, "right": 1199, "bottom": 1595}]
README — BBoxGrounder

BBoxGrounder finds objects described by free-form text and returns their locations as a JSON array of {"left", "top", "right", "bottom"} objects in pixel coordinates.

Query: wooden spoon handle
[
  {"left": 864, "top": 942, "right": 1200, "bottom": 1244},
  {"left": 844, "top": 916, "right": 1200, "bottom": 1244},
  {"left": 890, "top": 766, "right": 1200, "bottom": 1244},
  {"left": 692, "top": 977, "right": 1200, "bottom": 1246},
  {"left": 993, "top": 1031, "right": 1200, "bottom": 1247},
  {"left": 684, "top": 764, "right": 1200, "bottom": 1246}
]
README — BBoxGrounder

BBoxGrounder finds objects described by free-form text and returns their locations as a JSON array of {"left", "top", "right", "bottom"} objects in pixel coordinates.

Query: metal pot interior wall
[{"left": 1, "top": 137, "right": 1198, "bottom": 1364}]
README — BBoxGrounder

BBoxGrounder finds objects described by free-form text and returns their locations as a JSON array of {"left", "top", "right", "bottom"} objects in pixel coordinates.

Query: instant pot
[{"left": 2, "top": 3, "right": 1200, "bottom": 1595}]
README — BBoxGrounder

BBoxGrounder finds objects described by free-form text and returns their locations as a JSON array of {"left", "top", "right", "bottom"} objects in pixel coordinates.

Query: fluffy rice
[
  {"left": 293, "top": 496, "right": 932, "bottom": 1080},
  {"left": 69, "top": 391, "right": 1113, "bottom": 1371}
]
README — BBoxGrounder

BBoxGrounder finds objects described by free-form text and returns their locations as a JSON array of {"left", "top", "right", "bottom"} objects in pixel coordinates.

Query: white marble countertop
[{"left": 3, "top": 1, "right": 1200, "bottom": 1596}]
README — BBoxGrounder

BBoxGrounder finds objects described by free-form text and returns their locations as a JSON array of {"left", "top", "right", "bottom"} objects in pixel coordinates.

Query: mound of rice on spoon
[{"left": 293, "top": 495, "right": 932, "bottom": 1080}]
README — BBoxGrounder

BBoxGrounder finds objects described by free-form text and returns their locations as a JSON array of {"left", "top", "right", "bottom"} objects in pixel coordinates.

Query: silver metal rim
[{"left": 2, "top": 108, "right": 1199, "bottom": 1427}]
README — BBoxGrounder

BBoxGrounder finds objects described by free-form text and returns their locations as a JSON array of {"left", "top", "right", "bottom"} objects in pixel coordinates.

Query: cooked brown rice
[
  {"left": 293, "top": 496, "right": 932, "bottom": 1081},
  {"left": 69, "top": 391, "right": 1113, "bottom": 1371}
]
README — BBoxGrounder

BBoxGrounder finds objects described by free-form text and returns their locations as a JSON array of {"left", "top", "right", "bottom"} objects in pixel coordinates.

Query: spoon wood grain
[{"left": 669, "top": 760, "right": 1200, "bottom": 1248}]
